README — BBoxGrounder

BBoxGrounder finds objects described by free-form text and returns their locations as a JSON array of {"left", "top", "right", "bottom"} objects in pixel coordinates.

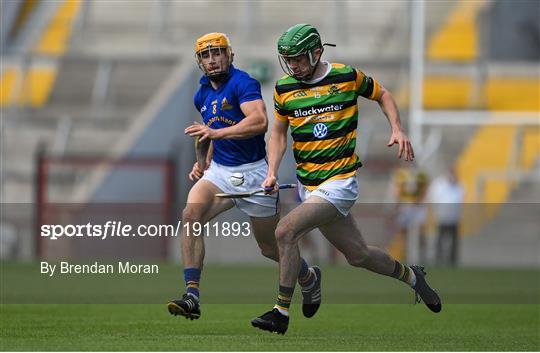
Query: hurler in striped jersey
[{"left": 251, "top": 24, "right": 441, "bottom": 335}]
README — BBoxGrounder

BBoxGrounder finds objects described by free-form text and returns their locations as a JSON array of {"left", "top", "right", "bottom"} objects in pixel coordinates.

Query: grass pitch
[
  {"left": 1, "top": 304, "right": 538, "bottom": 351},
  {"left": 1, "top": 263, "right": 539, "bottom": 351}
]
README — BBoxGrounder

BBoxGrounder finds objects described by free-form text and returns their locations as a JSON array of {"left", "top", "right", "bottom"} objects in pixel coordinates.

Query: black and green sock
[
  {"left": 274, "top": 285, "right": 294, "bottom": 316},
  {"left": 391, "top": 260, "right": 416, "bottom": 286}
]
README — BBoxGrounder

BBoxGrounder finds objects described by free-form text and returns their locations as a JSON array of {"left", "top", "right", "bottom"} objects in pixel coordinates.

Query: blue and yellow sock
[
  {"left": 298, "top": 258, "right": 316, "bottom": 289},
  {"left": 184, "top": 267, "right": 201, "bottom": 300}
]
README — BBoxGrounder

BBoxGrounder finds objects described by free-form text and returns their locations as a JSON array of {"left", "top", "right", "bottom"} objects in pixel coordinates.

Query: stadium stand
[{"left": 1, "top": 0, "right": 538, "bottom": 265}]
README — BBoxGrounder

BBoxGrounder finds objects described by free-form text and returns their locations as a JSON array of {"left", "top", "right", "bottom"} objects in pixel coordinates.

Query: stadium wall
[
  {"left": 488, "top": 0, "right": 540, "bottom": 61},
  {"left": 84, "top": 63, "right": 198, "bottom": 204}
]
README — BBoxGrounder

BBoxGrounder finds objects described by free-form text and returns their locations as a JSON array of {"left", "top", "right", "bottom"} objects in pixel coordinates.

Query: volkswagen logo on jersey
[{"left": 313, "top": 123, "right": 328, "bottom": 139}]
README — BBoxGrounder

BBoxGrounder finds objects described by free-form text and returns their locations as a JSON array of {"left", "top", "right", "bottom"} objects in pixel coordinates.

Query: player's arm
[
  {"left": 189, "top": 91, "right": 213, "bottom": 179},
  {"left": 184, "top": 99, "right": 268, "bottom": 141},
  {"left": 262, "top": 117, "right": 289, "bottom": 191},
  {"left": 215, "top": 99, "right": 268, "bottom": 139},
  {"left": 356, "top": 70, "right": 414, "bottom": 161},
  {"left": 262, "top": 87, "right": 289, "bottom": 191},
  {"left": 373, "top": 86, "right": 414, "bottom": 161},
  {"left": 189, "top": 139, "right": 213, "bottom": 181}
]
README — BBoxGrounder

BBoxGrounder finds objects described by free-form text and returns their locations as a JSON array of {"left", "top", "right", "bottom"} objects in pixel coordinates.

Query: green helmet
[
  {"left": 277, "top": 24, "right": 322, "bottom": 57},
  {"left": 277, "top": 24, "right": 333, "bottom": 80}
]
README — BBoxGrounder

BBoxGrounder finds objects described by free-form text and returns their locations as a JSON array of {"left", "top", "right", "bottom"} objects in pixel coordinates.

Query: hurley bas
[{"left": 40, "top": 261, "right": 159, "bottom": 277}]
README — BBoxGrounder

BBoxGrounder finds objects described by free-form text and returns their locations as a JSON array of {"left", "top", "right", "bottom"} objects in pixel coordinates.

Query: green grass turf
[
  {"left": 1, "top": 304, "right": 538, "bottom": 351},
  {"left": 1, "top": 263, "right": 539, "bottom": 350},
  {"left": 2, "top": 262, "right": 538, "bottom": 304}
]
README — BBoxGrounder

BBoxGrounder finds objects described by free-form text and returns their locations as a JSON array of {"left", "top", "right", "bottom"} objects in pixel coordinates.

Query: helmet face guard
[
  {"left": 195, "top": 33, "right": 233, "bottom": 82},
  {"left": 195, "top": 46, "right": 233, "bottom": 81},
  {"left": 278, "top": 48, "right": 320, "bottom": 81}
]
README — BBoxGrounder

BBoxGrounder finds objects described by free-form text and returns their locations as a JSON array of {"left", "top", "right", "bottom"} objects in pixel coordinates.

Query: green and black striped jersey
[{"left": 274, "top": 63, "right": 382, "bottom": 190}]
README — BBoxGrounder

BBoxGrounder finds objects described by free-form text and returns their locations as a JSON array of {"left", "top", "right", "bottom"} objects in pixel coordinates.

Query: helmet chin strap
[
  {"left": 298, "top": 43, "right": 336, "bottom": 81},
  {"left": 300, "top": 47, "right": 324, "bottom": 81}
]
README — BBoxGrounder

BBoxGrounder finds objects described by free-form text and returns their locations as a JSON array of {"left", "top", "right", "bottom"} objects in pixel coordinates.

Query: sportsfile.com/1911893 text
[{"left": 40, "top": 221, "right": 251, "bottom": 240}]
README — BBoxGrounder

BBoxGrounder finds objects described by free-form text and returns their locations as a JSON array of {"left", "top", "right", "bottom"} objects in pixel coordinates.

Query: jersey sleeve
[
  {"left": 355, "top": 68, "right": 382, "bottom": 101},
  {"left": 236, "top": 76, "right": 263, "bottom": 105},
  {"left": 193, "top": 89, "right": 202, "bottom": 112},
  {"left": 273, "top": 86, "right": 288, "bottom": 122}
]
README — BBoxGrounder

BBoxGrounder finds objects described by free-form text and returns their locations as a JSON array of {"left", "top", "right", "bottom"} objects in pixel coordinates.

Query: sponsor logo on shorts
[{"left": 317, "top": 188, "right": 330, "bottom": 196}]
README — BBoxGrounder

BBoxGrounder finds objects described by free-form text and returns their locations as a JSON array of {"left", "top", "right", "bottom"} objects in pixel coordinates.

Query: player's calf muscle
[
  {"left": 181, "top": 240, "right": 204, "bottom": 268},
  {"left": 279, "top": 248, "right": 301, "bottom": 287},
  {"left": 343, "top": 247, "right": 369, "bottom": 267}
]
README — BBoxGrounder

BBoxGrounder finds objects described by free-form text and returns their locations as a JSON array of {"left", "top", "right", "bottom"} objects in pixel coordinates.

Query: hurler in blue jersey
[{"left": 167, "top": 32, "right": 320, "bottom": 321}]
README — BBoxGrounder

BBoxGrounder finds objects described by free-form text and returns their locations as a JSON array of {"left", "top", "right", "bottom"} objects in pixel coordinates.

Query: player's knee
[
  {"left": 275, "top": 221, "right": 296, "bottom": 245},
  {"left": 182, "top": 206, "right": 203, "bottom": 224}
]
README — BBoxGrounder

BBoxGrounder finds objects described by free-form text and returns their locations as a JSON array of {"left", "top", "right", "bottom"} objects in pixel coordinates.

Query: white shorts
[
  {"left": 298, "top": 176, "right": 359, "bottom": 216},
  {"left": 202, "top": 158, "right": 278, "bottom": 218}
]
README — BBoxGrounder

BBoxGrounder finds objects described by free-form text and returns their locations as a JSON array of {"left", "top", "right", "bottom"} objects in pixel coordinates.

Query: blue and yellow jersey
[
  {"left": 274, "top": 63, "right": 382, "bottom": 190},
  {"left": 194, "top": 65, "right": 266, "bottom": 166}
]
